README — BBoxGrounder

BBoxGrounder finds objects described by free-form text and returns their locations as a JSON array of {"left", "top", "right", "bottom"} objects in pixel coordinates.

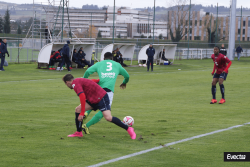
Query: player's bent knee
[
  {"left": 75, "top": 105, "right": 81, "bottom": 113},
  {"left": 103, "top": 115, "right": 112, "bottom": 122},
  {"left": 103, "top": 114, "right": 112, "bottom": 122}
]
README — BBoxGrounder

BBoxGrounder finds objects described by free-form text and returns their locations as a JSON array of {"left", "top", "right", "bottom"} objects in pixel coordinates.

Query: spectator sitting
[
  {"left": 159, "top": 49, "right": 172, "bottom": 65},
  {"left": 112, "top": 50, "right": 118, "bottom": 62},
  {"left": 49, "top": 51, "right": 55, "bottom": 70},
  {"left": 72, "top": 49, "right": 85, "bottom": 68},
  {"left": 78, "top": 50, "right": 91, "bottom": 68},
  {"left": 116, "top": 48, "right": 127, "bottom": 67},
  {"left": 49, "top": 49, "right": 63, "bottom": 70}
]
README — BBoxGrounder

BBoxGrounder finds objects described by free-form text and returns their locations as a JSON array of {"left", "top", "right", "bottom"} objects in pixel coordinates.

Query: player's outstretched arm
[
  {"left": 83, "top": 63, "right": 98, "bottom": 78},
  {"left": 119, "top": 65, "right": 130, "bottom": 84}
]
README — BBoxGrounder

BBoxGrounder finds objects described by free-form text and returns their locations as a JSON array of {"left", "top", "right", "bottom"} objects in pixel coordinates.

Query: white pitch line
[
  {"left": 88, "top": 122, "right": 250, "bottom": 167},
  {"left": 0, "top": 78, "right": 59, "bottom": 83},
  {"left": 1, "top": 66, "right": 249, "bottom": 83}
]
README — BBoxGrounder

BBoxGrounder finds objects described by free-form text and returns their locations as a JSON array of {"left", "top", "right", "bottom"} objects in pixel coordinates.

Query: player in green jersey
[{"left": 74, "top": 52, "right": 130, "bottom": 134}]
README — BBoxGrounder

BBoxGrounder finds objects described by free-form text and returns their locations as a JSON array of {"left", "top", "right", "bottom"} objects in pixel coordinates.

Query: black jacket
[
  {"left": 159, "top": 51, "right": 166, "bottom": 59},
  {"left": 146, "top": 47, "right": 155, "bottom": 58},
  {"left": 62, "top": 44, "right": 70, "bottom": 56},
  {"left": 236, "top": 46, "right": 243, "bottom": 53},
  {"left": 0, "top": 41, "right": 9, "bottom": 56},
  {"left": 220, "top": 47, "right": 227, "bottom": 56}
]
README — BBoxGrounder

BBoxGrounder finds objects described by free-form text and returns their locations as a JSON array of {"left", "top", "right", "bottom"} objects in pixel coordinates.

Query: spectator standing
[
  {"left": 235, "top": 45, "right": 243, "bottom": 61},
  {"left": 45, "top": 26, "right": 49, "bottom": 44},
  {"left": 91, "top": 50, "right": 95, "bottom": 65},
  {"left": 146, "top": 44, "right": 155, "bottom": 72},
  {"left": 220, "top": 44, "right": 227, "bottom": 56},
  {"left": 0, "top": 38, "right": 9, "bottom": 71},
  {"left": 60, "top": 40, "right": 71, "bottom": 72}
]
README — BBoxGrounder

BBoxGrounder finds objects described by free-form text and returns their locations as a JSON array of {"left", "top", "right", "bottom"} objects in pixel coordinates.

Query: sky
[{"left": 5, "top": 0, "right": 250, "bottom": 9}]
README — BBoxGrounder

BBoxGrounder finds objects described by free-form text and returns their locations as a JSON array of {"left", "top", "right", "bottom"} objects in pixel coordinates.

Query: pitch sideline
[{"left": 87, "top": 122, "right": 250, "bottom": 167}]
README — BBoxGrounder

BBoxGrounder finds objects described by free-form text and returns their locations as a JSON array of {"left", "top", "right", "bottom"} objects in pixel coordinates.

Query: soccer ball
[
  {"left": 123, "top": 116, "right": 134, "bottom": 127},
  {"left": 143, "top": 64, "right": 147, "bottom": 67},
  {"left": 139, "top": 64, "right": 142, "bottom": 67}
]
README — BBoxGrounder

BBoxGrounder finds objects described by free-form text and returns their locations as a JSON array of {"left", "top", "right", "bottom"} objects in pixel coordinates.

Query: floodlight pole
[
  {"left": 153, "top": 0, "right": 155, "bottom": 44},
  {"left": 61, "top": 0, "right": 64, "bottom": 41},
  {"left": 187, "top": 0, "right": 191, "bottom": 59},
  {"left": 209, "top": 15, "right": 212, "bottom": 44},
  {"left": 239, "top": 6, "right": 242, "bottom": 44},
  {"left": 228, "top": 0, "right": 237, "bottom": 60},
  {"left": 148, "top": 13, "right": 150, "bottom": 39},
  {"left": 90, "top": 12, "right": 92, "bottom": 38},
  {"left": 215, "top": 3, "right": 218, "bottom": 44},
  {"left": 112, "top": 0, "right": 115, "bottom": 44}
]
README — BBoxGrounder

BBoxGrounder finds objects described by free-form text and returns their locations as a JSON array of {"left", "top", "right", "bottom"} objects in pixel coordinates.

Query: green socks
[
  {"left": 86, "top": 111, "right": 103, "bottom": 128},
  {"left": 86, "top": 110, "right": 92, "bottom": 115}
]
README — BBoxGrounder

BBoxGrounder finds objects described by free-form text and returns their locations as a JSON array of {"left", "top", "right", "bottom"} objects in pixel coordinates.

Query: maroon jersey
[
  {"left": 211, "top": 53, "right": 231, "bottom": 74},
  {"left": 72, "top": 78, "right": 106, "bottom": 104}
]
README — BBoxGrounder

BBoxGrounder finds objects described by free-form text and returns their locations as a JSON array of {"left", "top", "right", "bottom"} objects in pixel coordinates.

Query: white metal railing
[{"left": 175, "top": 48, "right": 250, "bottom": 59}]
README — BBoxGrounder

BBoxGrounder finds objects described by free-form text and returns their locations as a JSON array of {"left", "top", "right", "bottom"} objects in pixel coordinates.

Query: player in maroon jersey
[
  {"left": 210, "top": 46, "right": 232, "bottom": 104},
  {"left": 62, "top": 74, "right": 136, "bottom": 139}
]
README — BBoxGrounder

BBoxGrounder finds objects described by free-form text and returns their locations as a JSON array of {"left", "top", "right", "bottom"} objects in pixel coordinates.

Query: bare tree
[
  {"left": 205, "top": 14, "right": 224, "bottom": 46},
  {"left": 167, "top": 0, "right": 193, "bottom": 42}
]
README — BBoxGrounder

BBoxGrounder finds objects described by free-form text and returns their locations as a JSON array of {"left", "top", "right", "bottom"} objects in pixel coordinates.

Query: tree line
[
  {"left": 0, "top": 9, "right": 10, "bottom": 33},
  {"left": 0, "top": 8, "right": 34, "bottom": 35}
]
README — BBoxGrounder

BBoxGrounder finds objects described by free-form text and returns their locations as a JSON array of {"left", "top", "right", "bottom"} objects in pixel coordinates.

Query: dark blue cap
[{"left": 67, "top": 40, "right": 70, "bottom": 44}]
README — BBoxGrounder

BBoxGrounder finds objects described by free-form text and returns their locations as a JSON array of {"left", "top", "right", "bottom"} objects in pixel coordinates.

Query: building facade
[
  {"left": 46, "top": 6, "right": 167, "bottom": 39},
  {"left": 168, "top": 10, "right": 250, "bottom": 42}
]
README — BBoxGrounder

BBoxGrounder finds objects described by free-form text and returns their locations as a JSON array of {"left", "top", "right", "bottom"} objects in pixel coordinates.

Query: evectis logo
[
  {"left": 224, "top": 152, "right": 250, "bottom": 161},
  {"left": 227, "top": 154, "right": 246, "bottom": 160}
]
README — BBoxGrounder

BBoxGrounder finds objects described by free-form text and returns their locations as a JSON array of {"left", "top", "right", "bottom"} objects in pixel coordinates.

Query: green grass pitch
[{"left": 0, "top": 58, "right": 250, "bottom": 167}]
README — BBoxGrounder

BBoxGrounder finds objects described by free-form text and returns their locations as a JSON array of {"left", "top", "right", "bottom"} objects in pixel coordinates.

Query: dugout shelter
[
  {"left": 100, "top": 43, "right": 136, "bottom": 65},
  {"left": 138, "top": 44, "right": 177, "bottom": 64},
  {"left": 37, "top": 42, "right": 94, "bottom": 68}
]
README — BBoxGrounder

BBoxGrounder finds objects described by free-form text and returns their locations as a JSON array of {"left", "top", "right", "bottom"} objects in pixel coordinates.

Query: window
[
  {"left": 194, "top": 36, "right": 201, "bottom": 40},
  {"left": 195, "top": 20, "right": 197, "bottom": 26},
  {"left": 200, "top": 20, "right": 202, "bottom": 26},
  {"left": 248, "top": 21, "right": 250, "bottom": 27},
  {"left": 243, "top": 37, "right": 245, "bottom": 41},
  {"left": 190, "top": 28, "right": 192, "bottom": 33},
  {"left": 243, "top": 21, "right": 246, "bottom": 27},
  {"left": 238, "top": 29, "right": 240, "bottom": 34},
  {"left": 243, "top": 29, "right": 245, "bottom": 34}
]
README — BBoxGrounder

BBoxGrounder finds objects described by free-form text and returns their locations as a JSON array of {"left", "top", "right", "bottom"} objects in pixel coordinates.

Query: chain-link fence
[{"left": 4, "top": 39, "right": 250, "bottom": 63}]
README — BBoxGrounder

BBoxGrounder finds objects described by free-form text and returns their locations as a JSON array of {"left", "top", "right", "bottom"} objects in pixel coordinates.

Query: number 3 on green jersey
[{"left": 107, "top": 62, "right": 112, "bottom": 71}]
